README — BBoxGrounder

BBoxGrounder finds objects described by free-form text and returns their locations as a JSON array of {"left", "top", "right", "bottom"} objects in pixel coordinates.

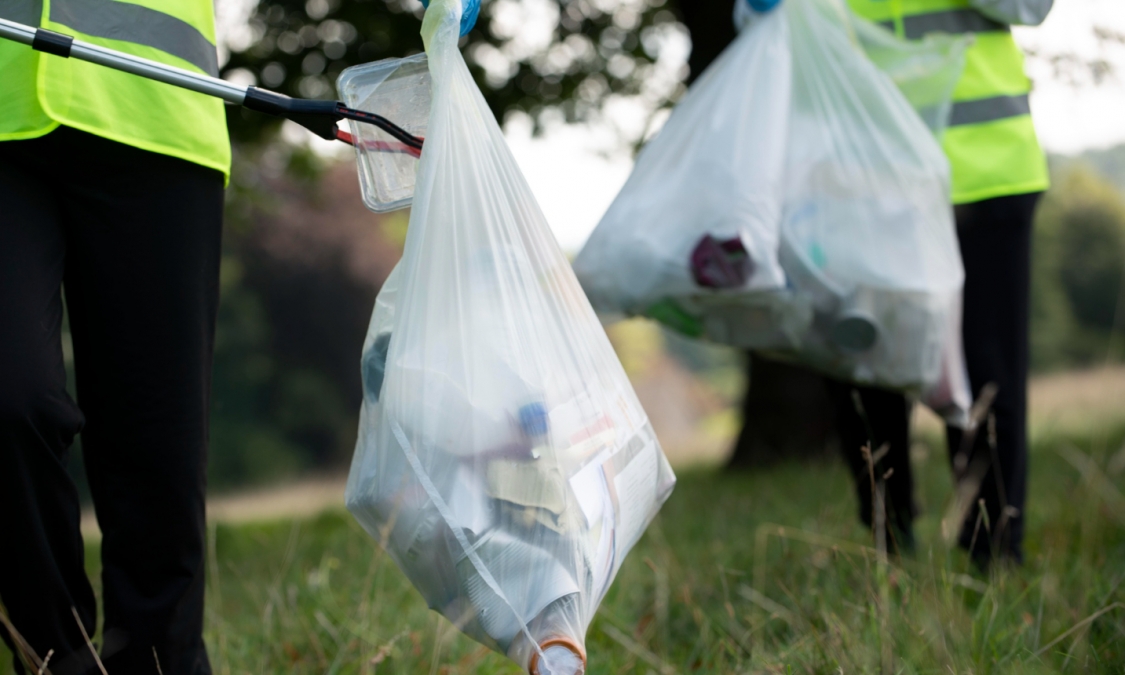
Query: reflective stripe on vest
[
  {"left": 878, "top": 8, "right": 1008, "bottom": 39},
  {"left": 0, "top": 0, "right": 231, "bottom": 178},
  {"left": 8, "top": 0, "right": 41, "bottom": 24},
  {"left": 848, "top": 0, "right": 1048, "bottom": 202},
  {"left": 949, "top": 93, "right": 1030, "bottom": 126},
  {"left": 11, "top": 0, "right": 217, "bottom": 75}
]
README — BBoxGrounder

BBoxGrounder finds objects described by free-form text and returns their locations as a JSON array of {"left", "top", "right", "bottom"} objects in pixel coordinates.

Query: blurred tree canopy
[
  {"left": 221, "top": 0, "right": 691, "bottom": 146},
  {"left": 203, "top": 143, "right": 406, "bottom": 489}
]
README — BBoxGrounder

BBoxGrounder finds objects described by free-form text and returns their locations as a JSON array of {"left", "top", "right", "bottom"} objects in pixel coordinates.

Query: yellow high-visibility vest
[
  {"left": 0, "top": 0, "right": 231, "bottom": 180},
  {"left": 847, "top": 0, "right": 1049, "bottom": 203}
]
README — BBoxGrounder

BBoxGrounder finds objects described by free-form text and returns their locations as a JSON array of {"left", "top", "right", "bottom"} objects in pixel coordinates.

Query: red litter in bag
[{"left": 690, "top": 234, "right": 755, "bottom": 289}]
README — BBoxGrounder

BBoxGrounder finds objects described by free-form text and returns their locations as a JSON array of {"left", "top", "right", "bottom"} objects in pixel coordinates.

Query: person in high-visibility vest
[
  {"left": 827, "top": 0, "right": 1050, "bottom": 564},
  {"left": 0, "top": 1, "right": 228, "bottom": 673},
  {"left": 0, "top": 1, "right": 484, "bottom": 671},
  {"left": 738, "top": 0, "right": 1050, "bottom": 564}
]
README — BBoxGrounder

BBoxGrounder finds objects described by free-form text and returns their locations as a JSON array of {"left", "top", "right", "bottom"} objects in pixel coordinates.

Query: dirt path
[
  {"left": 79, "top": 365, "right": 1125, "bottom": 540},
  {"left": 915, "top": 363, "right": 1125, "bottom": 435},
  {"left": 80, "top": 476, "right": 349, "bottom": 540}
]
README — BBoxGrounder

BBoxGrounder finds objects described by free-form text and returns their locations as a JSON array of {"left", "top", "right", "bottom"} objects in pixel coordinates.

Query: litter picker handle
[{"left": 0, "top": 17, "right": 423, "bottom": 151}]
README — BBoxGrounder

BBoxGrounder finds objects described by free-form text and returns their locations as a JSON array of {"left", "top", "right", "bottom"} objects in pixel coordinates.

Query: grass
[{"left": 4, "top": 422, "right": 1125, "bottom": 674}]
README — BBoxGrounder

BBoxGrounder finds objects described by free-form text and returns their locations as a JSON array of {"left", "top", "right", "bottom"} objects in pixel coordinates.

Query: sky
[{"left": 1014, "top": 0, "right": 1125, "bottom": 154}]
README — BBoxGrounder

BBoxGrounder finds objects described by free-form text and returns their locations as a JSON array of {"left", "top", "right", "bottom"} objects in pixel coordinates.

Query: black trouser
[
  {"left": 829, "top": 192, "right": 1040, "bottom": 564},
  {"left": 0, "top": 127, "right": 222, "bottom": 675},
  {"left": 824, "top": 380, "right": 917, "bottom": 550}
]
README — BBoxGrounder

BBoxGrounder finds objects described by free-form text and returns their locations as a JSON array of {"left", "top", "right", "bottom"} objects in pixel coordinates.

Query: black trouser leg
[
  {"left": 0, "top": 131, "right": 96, "bottom": 675},
  {"left": 826, "top": 381, "right": 916, "bottom": 551},
  {"left": 0, "top": 127, "right": 223, "bottom": 675},
  {"left": 946, "top": 192, "right": 1039, "bottom": 565}
]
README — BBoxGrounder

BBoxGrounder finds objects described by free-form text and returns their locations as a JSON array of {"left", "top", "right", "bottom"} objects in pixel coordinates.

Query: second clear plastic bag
[
  {"left": 574, "top": 9, "right": 794, "bottom": 347},
  {"left": 345, "top": 2, "right": 676, "bottom": 673},
  {"left": 773, "top": 0, "right": 968, "bottom": 419},
  {"left": 574, "top": 0, "right": 970, "bottom": 423}
]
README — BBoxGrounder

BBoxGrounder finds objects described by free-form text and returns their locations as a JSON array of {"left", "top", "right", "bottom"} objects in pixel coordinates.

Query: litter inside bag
[
  {"left": 574, "top": 12, "right": 790, "bottom": 327},
  {"left": 345, "top": 2, "right": 676, "bottom": 672},
  {"left": 574, "top": 0, "right": 970, "bottom": 423}
]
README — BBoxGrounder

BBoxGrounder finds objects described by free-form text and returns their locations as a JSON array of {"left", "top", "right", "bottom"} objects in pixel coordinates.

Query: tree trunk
[
  {"left": 671, "top": 0, "right": 841, "bottom": 469},
  {"left": 728, "top": 355, "right": 840, "bottom": 468}
]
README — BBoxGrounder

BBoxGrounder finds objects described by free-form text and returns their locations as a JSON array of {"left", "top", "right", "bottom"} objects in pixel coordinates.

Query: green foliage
[
  {"left": 209, "top": 255, "right": 305, "bottom": 486},
  {"left": 1052, "top": 171, "right": 1125, "bottom": 331},
  {"left": 1031, "top": 165, "right": 1125, "bottom": 371},
  {"left": 1054, "top": 143, "right": 1125, "bottom": 195},
  {"left": 206, "top": 148, "right": 377, "bottom": 490}
]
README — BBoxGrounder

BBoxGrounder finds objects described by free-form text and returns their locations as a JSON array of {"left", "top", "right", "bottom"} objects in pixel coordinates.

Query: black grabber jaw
[
  {"left": 242, "top": 88, "right": 342, "bottom": 141},
  {"left": 240, "top": 88, "right": 424, "bottom": 153}
]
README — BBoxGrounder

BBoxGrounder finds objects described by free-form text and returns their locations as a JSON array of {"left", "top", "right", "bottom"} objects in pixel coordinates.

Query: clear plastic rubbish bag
[
  {"left": 573, "top": 0, "right": 970, "bottom": 424},
  {"left": 345, "top": 2, "right": 676, "bottom": 673}
]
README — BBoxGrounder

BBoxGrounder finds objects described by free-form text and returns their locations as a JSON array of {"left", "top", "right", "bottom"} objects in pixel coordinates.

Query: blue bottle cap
[
  {"left": 518, "top": 402, "right": 549, "bottom": 438},
  {"left": 420, "top": 0, "right": 480, "bottom": 36}
]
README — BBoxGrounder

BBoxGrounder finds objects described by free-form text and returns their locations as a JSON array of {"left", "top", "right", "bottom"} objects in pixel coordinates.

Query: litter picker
[{"left": 0, "top": 17, "right": 424, "bottom": 156}]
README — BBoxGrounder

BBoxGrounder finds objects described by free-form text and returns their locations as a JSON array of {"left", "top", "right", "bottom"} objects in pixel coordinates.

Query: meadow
[{"left": 3, "top": 373, "right": 1125, "bottom": 674}]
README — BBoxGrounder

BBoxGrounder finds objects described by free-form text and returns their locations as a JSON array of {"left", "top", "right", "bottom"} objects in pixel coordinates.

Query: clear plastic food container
[{"left": 337, "top": 54, "right": 430, "bottom": 212}]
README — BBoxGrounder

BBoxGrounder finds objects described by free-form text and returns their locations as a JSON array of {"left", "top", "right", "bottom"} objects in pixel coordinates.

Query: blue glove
[
  {"left": 746, "top": 0, "right": 782, "bottom": 12},
  {"left": 420, "top": 0, "right": 480, "bottom": 36}
]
